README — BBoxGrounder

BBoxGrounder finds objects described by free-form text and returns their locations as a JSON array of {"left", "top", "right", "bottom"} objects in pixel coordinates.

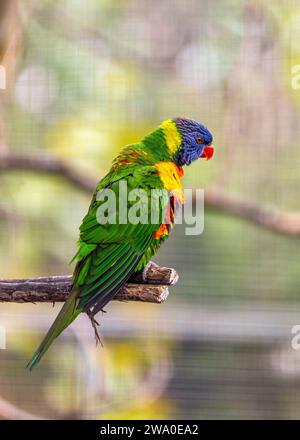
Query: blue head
[{"left": 174, "top": 117, "right": 214, "bottom": 166}]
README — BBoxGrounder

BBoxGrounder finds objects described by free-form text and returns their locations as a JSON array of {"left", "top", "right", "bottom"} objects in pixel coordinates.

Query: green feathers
[
  {"left": 27, "top": 290, "right": 81, "bottom": 370},
  {"left": 27, "top": 119, "right": 185, "bottom": 369}
]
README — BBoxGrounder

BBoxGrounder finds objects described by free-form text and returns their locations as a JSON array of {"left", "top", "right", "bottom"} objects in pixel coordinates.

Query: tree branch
[
  {"left": 0, "top": 153, "right": 95, "bottom": 192},
  {"left": 0, "top": 263, "right": 178, "bottom": 304},
  {"left": 205, "top": 188, "right": 300, "bottom": 236},
  {"left": 1, "top": 152, "right": 300, "bottom": 236}
]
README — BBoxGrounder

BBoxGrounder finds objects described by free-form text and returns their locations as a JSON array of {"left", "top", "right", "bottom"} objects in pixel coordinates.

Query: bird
[{"left": 27, "top": 117, "right": 214, "bottom": 369}]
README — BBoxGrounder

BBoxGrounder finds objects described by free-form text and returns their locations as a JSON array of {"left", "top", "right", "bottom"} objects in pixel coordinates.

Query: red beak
[{"left": 200, "top": 145, "right": 214, "bottom": 160}]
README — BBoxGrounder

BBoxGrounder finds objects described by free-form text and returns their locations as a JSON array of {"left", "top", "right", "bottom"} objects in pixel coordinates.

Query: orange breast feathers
[{"left": 154, "top": 162, "right": 184, "bottom": 240}]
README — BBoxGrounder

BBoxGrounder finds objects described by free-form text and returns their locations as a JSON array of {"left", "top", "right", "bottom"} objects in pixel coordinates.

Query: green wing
[
  {"left": 74, "top": 166, "right": 165, "bottom": 314},
  {"left": 27, "top": 165, "right": 165, "bottom": 369}
]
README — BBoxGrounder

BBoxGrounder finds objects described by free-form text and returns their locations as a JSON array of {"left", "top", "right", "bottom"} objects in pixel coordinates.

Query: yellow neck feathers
[{"left": 160, "top": 119, "right": 182, "bottom": 157}]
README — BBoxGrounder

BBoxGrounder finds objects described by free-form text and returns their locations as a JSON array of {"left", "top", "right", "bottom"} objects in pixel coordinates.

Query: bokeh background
[{"left": 1, "top": 0, "right": 300, "bottom": 419}]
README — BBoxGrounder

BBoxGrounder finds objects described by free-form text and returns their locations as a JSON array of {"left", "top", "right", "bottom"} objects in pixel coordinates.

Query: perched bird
[{"left": 27, "top": 117, "right": 214, "bottom": 369}]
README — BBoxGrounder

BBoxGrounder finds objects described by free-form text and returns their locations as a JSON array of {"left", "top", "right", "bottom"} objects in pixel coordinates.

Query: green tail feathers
[{"left": 27, "top": 289, "right": 81, "bottom": 370}]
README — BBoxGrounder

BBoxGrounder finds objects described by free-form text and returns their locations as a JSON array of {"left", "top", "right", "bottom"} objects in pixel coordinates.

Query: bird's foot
[
  {"left": 141, "top": 261, "right": 158, "bottom": 282},
  {"left": 87, "top": 310, "right": 103, "bottom": 347}
]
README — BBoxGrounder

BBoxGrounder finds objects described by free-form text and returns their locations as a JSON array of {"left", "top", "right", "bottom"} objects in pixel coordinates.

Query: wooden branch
[
  {"left": 2, "top": 152, "right": 300, "bottom": 236},
  {"left": 0, "top": 263, "right": 178, "bottom": 304},
  {"left": 0, "top": 153, "right": 96, "bottom": 192},
  {"left": 205, "top": 188, "right": 300, "bottom": 236}
]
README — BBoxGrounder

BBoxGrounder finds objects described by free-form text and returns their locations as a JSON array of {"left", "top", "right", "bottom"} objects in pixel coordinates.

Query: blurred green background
[{"left": 1, "top": 0, "right": 300, "bottom": 419}]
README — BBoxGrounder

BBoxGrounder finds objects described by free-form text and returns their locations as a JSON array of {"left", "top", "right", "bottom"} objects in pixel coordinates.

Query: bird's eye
[{"left": 195, "top": 135, "right": 204, "bottom": 144}]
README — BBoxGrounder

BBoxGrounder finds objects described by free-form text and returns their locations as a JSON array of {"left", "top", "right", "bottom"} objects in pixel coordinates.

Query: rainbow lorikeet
[{"left": 27, "top": 117, "right": 214, "bottom": 369}]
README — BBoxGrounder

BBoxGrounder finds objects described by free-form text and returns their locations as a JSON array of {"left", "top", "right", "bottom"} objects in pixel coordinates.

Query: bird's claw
[
  {"left": 141, "top": 261, "right": 158, "bottom": 282},
  {"left": 87, "top": 310, "right": 103, "bottom": 347}
]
